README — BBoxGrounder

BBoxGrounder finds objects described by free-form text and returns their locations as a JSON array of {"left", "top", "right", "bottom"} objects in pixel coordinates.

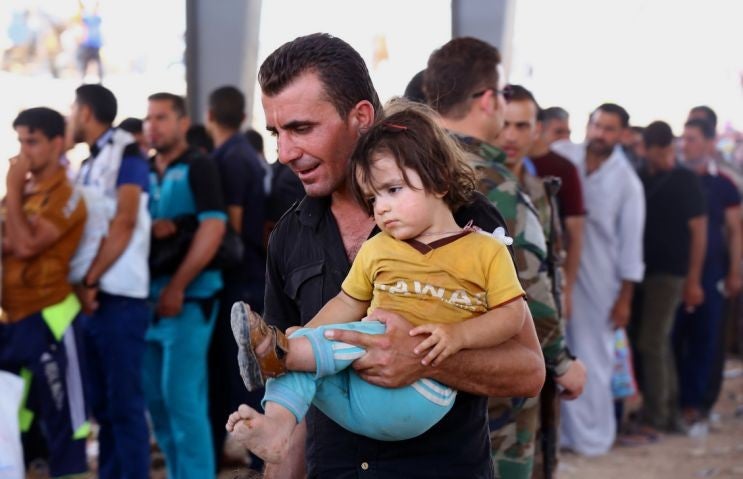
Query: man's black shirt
[
  {"left": 641, "top": 166, "right": 706, "bottom": 277},
  {"left": 264, "top": 191, "right": 507, "bottom": 478}
]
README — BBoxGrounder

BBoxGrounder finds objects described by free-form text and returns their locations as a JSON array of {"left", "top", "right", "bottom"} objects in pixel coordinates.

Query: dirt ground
[
  {"left": 24, "top": 360, "right": 743, "bottom": 479},
  {"left": 562, "top": 358, "right": 743, "bottom": 479},
  {"left": 215, "top": 358, "right": 743, "bottom": 479}
]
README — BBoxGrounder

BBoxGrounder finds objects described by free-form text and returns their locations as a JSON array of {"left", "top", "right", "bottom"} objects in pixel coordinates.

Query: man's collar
[
  {"left": 294, "top": 195, "right": 329, "bottom": 229},
  {"left": 90, "top": 128, "right": 115, "bottom": 158},
  {"left": 451, "top": 132, "right": 507, "bottom": 164},
  {"left": 150, "top": 146, "right": 198, "bottom": 172},
  {"left": 212, "top": 132, "right": 243, "bottom": 157},
  {"left": 32, "top": 167, "right": 67, "bottom": 194}
]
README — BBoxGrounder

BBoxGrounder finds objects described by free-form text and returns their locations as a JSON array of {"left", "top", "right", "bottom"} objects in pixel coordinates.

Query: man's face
[
  {"left": 586, "top": 110, "right": 624, "bottom": 157},
  {"left": 681, "top": 126, "right": 710, "bottom": 164},
  {"left": 68, "top": 101, "right": 87, "bottom": 144},
  {"left": 623, "top": 129, "right": 645, "bottom": 159},
  {"left": 645, "top": 144, "right": 674, "bottom": 170},
  {"left": 15, "top": 126, "right": 62, "bottom": 174},
  {"left": 495, "top": 99, "right": 539, "bottom": 166},
  {"left": 542, "top": 118, "right": 571, "bottom": 144},
  {"left": 144, "top": 100, "right": 189, "bottom": 153},
  {"left": 262, "top": 71, "right": 364, "bottom": 197}
]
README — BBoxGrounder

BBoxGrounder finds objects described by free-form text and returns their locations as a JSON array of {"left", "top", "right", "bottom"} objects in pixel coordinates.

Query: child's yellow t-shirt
[{"left": 342, "top": 230, "right": 524, "bottom": 327}]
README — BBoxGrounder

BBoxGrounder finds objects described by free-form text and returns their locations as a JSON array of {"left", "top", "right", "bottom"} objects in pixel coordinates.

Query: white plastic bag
[{"left": 0, "top": 371, "right": 25, "bottom": 479}]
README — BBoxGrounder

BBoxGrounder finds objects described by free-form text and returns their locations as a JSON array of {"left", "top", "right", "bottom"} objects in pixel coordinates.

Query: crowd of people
[{"left": 1, "top": 31, "right": 741, "bottom": 479}]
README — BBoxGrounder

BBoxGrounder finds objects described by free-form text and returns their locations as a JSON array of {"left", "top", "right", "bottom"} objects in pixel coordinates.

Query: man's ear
[
  {"left": 179, "top": 115, "right": 192, "bottom": 135},
  {"left": 349, "top": 100, "right": 376, "bottom": 134},
  {"left": 51, "top": 135, "right": 65, "bottom": 159},
  {"left": 80, "top": 104, "right": 93, "bottom": 124}
]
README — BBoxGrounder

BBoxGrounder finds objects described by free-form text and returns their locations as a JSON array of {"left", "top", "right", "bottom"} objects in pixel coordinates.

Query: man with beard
[
  {"left": 552, "top": 104, "right": 645, "bottom": 455},
  {"left": 70, "top": 84, "right": 152, "bottom": 478},
  {"left": 143, "top": 93, "right": 226, "bottom": 478}
]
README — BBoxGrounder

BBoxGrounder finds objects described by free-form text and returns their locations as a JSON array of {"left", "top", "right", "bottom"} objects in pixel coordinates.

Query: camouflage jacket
[{"left": 453, "top": 134, "right": 570, "bottom": 377}]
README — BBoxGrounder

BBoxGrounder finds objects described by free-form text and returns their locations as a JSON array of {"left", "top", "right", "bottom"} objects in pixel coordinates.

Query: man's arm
[
  {"left": 610, "top": 280, "right": 635, "bottom": 329},
  {"left": 724, "top": 206, "right": 742, "bottom": 296},
  {"left": 683, "top": 215, "right": 707, "bottom": 309},
  {"left": 156, "top": 217, "right": 225, "bottom": 317},
  {"left": 326, "top": 303, "right": 545, "bottom": 397},
  {"left": 82, "top": 184, "right": 140, "bottom": 285},
  {"left": 562, "top": 215, "right": 584, "bottom": 317},
  {"left": 227, "top": 206, "right": 243, "bottom": 234},
  {"left": 4, "top": 156, "right": 63, "bottom": 258}
]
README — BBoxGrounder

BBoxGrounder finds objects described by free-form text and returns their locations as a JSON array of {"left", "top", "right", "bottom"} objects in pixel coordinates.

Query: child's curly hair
[{"left": 349, "top": 98, "right": 477, "bottom": 215}]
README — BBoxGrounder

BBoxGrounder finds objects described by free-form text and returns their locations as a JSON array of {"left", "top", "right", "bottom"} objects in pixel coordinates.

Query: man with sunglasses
[{"left": 425, "top": 38, "right": 570, "bottom": 478}]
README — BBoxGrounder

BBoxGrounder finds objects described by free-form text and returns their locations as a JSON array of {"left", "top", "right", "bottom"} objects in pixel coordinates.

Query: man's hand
[
  {"left": 152, "top": 219, "right": 177, "bottom": 239},
  {"left": 157, "top": 282, "right": 184, "bottom": 317},
  {"left": 409, "top": 322, "right": 463, "bottom": 367},
  {"left": 682, "top": 279, "right": 704, "bottom": 311},
  {"left": 610, "top": 296, "right": 631, "bottom": 329},
  {"left": 75, "top": 284, "right": 100, "bottom": 315},
  {"left": 563, "top": 285, "right": 572, "bottom": 320},
  {"left": 6, "top": 155, "right": 30, "bottom": 192},
  {"left": 725, "top": 272, "right": 742, "bottom": 298},
  {"left": 555, "top": 359, "right": 586, "bottom": 400},
  {"left": 324, "top": 309, "right": 424, "bottom": 388}
]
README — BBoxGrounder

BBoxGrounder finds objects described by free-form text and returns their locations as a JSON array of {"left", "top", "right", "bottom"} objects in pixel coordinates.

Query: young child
[{"left": 226, "top": 100, "right": 526, "bottom": 463}]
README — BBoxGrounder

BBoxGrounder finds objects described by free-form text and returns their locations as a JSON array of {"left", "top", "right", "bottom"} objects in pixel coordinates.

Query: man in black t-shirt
[
  {"left": 635, "top": 121, "right": 706, "bottom": 432},
  {"left": 227, "top": 33, "right": 545, "bottom": 479}
]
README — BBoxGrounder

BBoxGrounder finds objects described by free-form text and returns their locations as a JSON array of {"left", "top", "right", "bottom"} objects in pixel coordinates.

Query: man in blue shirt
[
  {"left": 70, "top": 84, "right": 151, "bottom": 479},
  {"left": 675, "top": 118, "right": 741, "bottom": 426},
  {"left": 143, "top": 92, "right": 226, "bottom": 478},
  {"left": 205, "top": 85, "right": 266, "bottom": 470}
]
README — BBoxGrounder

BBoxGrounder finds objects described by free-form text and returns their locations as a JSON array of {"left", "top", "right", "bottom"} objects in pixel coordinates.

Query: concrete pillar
[
  {"left": 451, "top": 0, "right": 516, "bottom": 75},
  {"left": 185, "top": 0, "right": 262, "bottom": 123}
]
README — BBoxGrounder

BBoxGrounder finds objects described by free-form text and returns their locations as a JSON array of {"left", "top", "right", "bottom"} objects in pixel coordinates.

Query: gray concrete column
[
  {"left": 185, "top": 0, "right": 262, "bottom": 123},
  {"left": 451, "top": 0, "right": 516, "bottom": 75}
]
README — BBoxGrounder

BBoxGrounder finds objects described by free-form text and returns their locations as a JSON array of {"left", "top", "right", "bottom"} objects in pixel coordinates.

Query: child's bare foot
[{"left": 228, "top": 404, "right": 296, "bottom": 464}]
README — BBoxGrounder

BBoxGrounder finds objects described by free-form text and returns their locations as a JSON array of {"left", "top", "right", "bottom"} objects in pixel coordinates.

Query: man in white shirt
[{"left": 552, "top": 103, "right": 645, "bottom": 456}]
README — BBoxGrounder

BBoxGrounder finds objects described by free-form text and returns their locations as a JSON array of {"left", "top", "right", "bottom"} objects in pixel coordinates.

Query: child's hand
[{"left": 409, "top": 323, "right": 463, "bottom": 367}]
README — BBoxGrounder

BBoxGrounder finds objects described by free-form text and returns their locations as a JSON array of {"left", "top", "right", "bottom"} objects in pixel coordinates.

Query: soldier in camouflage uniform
[{"left": 426, "top": 40, "right": 582, "bottom": 479}]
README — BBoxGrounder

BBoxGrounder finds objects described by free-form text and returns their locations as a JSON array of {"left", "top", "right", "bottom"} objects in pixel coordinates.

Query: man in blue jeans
[
  {"left": 674, "top": 118, "right": 741, "bottom": 425},
  {"left": 143, "top": 92, "right": 226, "bottom": 478},
  {"left": 70, "top": 84, "right": 151, "bottom": 479}
]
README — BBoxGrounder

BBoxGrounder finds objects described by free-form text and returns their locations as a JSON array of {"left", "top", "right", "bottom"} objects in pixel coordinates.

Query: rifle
[{"left": 540, "top": 176, "right": 564, "bottom": 479}]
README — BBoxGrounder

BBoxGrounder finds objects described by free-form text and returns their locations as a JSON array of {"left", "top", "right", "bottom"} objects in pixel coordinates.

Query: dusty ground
[
  {"left": 215, "top": 358, "right": 743, "bottom": 479},
  {"left": 24, "top": 360, "right": 743, "bottom": 479},
  {"left": 563, "top": 358, "right": 743, "bottom": 479}
]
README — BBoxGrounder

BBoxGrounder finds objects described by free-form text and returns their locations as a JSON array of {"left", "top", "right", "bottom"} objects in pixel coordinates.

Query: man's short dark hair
[
  {"left": 259, "top": 33, "right": 382, "bottom": 120},
  {"left": 118, "top": 117, "right": 143, "bottom": 134},
  {"left": 403, "top": 69, "right": 426, "bottom": 104},
  {"left": 209, "top": 86, "right": 245, "bottom": 130},
  {"left": 541, "top": 106, "right": 569, "bottom": 123},
  {"left": 13, "top": 107, "right": 66, "bottom": 139},
  {"left": 424, "top": 37, "right": 501, "bottom": 118},
  {"left": 685, "top": 118, "right": 716, "bottom": 140},
  {"left": 186, "top": 124, "right": 214, "bottom": 153},
  {"left": 76, "top": 84, "right": 117, "bottom": 125},
  {"left": 244, "top": 128, "right": 264, "bottom": 155},
  {"left": 506, "top": 84, "right": 541, "bottom": 120},
  {"left": 689, "top": 105, "right": 717, "bottom": 131},
  {"left": 148, "top": 92, "right": 188, "bottom": 117},
  {"left": 592, "top": 103, "right": 630, "bottom": 128},
  {"left": 643, "top": 121, "right": 674, "bottom": 149}
]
